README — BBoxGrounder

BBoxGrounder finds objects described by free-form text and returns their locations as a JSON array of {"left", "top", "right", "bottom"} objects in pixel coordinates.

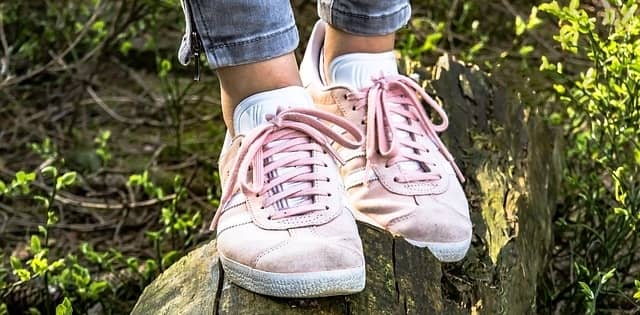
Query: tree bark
[{"left": 132, "top": 56, "right": 560, "bottom": 315}]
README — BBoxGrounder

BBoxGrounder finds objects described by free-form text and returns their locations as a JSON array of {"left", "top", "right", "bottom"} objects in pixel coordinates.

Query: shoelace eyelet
[{"left": 393, "top": 177, "right": 399, "bottom": 182}]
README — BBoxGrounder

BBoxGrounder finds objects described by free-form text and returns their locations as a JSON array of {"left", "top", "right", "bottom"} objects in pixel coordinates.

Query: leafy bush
[{"left": 530, "top": 0, "right": 640, "bottom": 312}]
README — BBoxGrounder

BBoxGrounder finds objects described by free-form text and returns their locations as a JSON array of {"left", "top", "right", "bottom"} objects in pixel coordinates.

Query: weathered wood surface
[{"left": 132, "top": 56, "right": 560, "bottom": 315}]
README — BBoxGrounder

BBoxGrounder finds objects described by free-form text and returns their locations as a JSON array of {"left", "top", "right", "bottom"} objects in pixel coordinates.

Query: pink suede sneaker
[
  {"left": 300, "top": 21, "right": 472, "bottom": 262},
  {"left": 212, "top": 91, "right": 366, "bottom": 297}
]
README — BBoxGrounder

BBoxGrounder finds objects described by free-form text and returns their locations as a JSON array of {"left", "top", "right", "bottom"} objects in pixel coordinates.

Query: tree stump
[{"left": 131, "top": 56, "right": 560, "bottom": 315}]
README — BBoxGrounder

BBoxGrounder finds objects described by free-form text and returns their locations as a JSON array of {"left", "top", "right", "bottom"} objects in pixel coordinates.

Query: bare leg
[{"left": 217, "top": 53, "right": 302, "bottom": 135}]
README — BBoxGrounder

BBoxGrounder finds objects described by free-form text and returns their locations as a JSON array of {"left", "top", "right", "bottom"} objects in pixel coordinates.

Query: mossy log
[{"left": 131, "top": 56, "right": 561, "bottom": 315}]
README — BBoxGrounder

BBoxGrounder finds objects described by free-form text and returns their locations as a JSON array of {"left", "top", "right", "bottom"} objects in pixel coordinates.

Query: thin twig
[
  {"left": 86, "top": 86, "right": 144, "bottom": 125},
  {"left": 86, "top": 86, "right": 165, "bottom": 127}
]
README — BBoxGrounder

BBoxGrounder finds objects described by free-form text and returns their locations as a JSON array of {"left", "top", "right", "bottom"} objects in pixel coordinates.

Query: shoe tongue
[
  {"left": 327, "top": 53, "right": 424, "bottom": 173},
  {"left": 233, "top": 86, "right": 315, "bottom": 211},
  {"left": 233, "top": 86, "right": 313, "bottom": 136},
  {"left": 328, "top": 52, "right": 399, "bottom": 89}
]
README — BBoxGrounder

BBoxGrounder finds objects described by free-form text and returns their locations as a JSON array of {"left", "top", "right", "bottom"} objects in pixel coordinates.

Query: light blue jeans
[{"left": 178, "top": 0, "right": 411, "bottom": 69}]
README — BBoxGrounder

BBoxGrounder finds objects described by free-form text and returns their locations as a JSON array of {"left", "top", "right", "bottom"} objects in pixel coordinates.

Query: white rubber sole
[
  {"left": 219, "top": 254, "right": 366, "bottom": 298},
  {"left": 350, "top": 209, "right": 471, "bottom": 262},
  {"left": 404, "top": 237, "right": 471, "bottom": 262}
]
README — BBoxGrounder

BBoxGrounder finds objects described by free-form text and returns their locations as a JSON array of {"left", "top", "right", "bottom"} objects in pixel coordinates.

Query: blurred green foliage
[{"left": 535, "top": 1, "right": 640, "bottom": 312}]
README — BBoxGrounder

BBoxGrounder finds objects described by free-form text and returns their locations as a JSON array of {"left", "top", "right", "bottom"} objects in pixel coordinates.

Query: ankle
[
  {"left": 322, "top": 25, "right": 395, "bottom": 84},
  {"left": 217, "top": 53, "right": 302, "bottom": 133}
]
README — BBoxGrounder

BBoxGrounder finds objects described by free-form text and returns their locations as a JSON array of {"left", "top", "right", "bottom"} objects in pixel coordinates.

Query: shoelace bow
[
  {"left": 346, "top": 74, "right": 464, "bottom": 184},
  {"left": 210, "top": 108, "right": 363, "bottom": 230}
]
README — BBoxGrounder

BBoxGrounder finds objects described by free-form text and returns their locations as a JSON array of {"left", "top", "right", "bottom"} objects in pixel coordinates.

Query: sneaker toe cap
[
  {"left": 389, "top": 201, "right": 472, "bottom": 243},
  {"left": 255, "top": 239, "right": 364, "bottom": 273}
]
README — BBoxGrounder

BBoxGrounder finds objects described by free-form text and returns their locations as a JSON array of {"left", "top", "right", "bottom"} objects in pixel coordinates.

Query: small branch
[{"left": 86, "top": 86, "right": 165, "bottom": 127}]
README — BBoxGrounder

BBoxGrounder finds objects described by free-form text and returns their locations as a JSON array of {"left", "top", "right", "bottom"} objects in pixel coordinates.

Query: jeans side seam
[{"left": 192, "top": 0, "right": 218, "bottom": 66}]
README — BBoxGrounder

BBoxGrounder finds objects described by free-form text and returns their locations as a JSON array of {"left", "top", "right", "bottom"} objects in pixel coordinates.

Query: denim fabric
[
  {"left": 317, "top": 0, "right": 411, "bottom": 36},
  {"left": 180, "top": 0, "right": 411, "bottom": 69}
]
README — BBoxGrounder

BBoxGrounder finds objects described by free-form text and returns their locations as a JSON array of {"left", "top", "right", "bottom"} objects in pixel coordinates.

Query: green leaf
[
  {"left": 527, "top": 7, "right": 542, "bottom": 29},
  {"left": 515, "top": 16, "right": 526, "bottom": 36},
  {"left": 538, "top": 2, "right": 561, "bottom": 15},
  {"left": 549, "top": 112, "right": 563, "bottom": 125},
  {"left": 10, "top": 256, "right": 22, "bottom": 269},
  {"left": 49, "top": 258, "right": 65, "bottom": 271},
  {"left": 30, "top": 235, "right": 42, "bottom": 253},
  {"left": 469, "top": 42, "right": 484, "bottom": 56},
  {"left": 56, "top": 172, "right": 77, "bottom": 190},
  {"left": 570, "top": 0, "right": 580, "bottom": 10},
  {"left": 38, "top": 225, "right": 47, "bottom": 238},
  {"left": 16, "top": 171, "right": 36, "bottom": 184},
  {"left": 91, "top": 20, "right": 105, "bottom": 32},
  {"left": 29, "top": 253, "right": 48, "bottom": 275},
  {"left": 519, "top": 45, "right": 535, "bottom": 56},
  {"left": 578, "top": 281, "right": 594, "bottom": 300},
  {"left": 55, "top": 297, "right": 73, "bottom": 315},
  {"left": 34, "top": 195, "right": 50, "bottom": 208},
  {"left": 14, "top": 268, "right": 31, "bottom": 281},
  {"left": 47, "top": 211, "right": 59, "bottom": 225},
  {"left": 41, "top": 166, "right": 58, "bottom": 178},
  {"left": 88, "top": 281, "right": 109, "bottom": 297},
  {"left": 553, "top": 84, "right": 566, "bottom": 94},
  {"left": 161, "top": 250, "right": 179, "bottom": 268},
  {"left": 600, "top": 268, "right": 616, "bottom": 284}
]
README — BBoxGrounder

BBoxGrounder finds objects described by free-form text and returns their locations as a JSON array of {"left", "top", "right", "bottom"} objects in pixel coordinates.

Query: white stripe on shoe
[{"left": 344, "top": 169, "right": 378, "bottom": 189}]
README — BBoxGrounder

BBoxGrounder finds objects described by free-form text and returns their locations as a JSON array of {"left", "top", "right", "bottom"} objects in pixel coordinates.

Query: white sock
[
  {"left": 323, "top": 51, "right": 399, "bottom": 89},
  {"left": 232, "top": 86, "right": 313, "bottom": 135}
]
